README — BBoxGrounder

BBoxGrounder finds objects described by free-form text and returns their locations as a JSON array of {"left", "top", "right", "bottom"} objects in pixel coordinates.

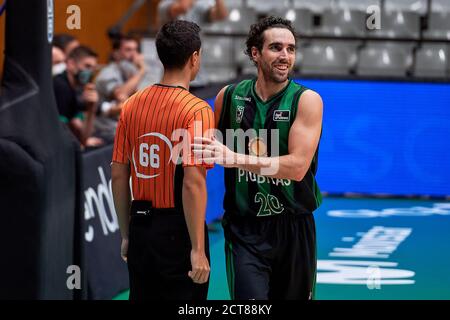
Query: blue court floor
[{"left": 115, "top": 196, "right": 450, "bottom": 300}]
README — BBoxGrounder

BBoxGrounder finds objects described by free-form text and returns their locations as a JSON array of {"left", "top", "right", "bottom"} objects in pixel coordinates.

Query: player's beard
[{"left": 260, "top": 58, "right": 292, "bottom": 84}]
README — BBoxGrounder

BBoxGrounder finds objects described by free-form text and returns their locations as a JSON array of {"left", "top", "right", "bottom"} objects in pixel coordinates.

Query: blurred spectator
[
  {"left": 158, "top": 0, "right": 229, "bottom": 87},
  {"left": 52, "top": 34, "right": 80, "bottom": 77},
  {"left": 53, "top": 46, "right": 103, "bottom": 148},
  {"left": 52, "top": 46, "right": 66, "bottom": 76},
  {"left": 95, "top": 35, "right": 147, "bottom": 112},
  {"left": 53, "top": 33, "right": 80, "bottom": 56},
  {"left": 158, "top": 0, "right": 228, "bottom": 27}
]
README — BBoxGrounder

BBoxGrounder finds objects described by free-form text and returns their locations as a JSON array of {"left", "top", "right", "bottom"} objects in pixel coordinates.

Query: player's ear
[{"left": 251, "top": 46, "right": 259, "bottom": 63}]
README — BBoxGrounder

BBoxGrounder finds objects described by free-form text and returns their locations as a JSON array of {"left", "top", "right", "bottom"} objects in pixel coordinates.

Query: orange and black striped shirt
[{"left": 112, "top": 84, "right": 214, "bottom": 208}]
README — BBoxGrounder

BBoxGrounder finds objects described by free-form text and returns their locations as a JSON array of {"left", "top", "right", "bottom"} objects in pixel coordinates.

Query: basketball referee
[{"left": 111, "top": 20, "right": 214, "bottom": 300}]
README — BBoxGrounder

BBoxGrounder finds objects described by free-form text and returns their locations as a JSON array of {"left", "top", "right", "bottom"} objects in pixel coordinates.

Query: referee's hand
[
  {"left": 121, "top": 238, "right": 129, "bottom": 262},
  {"left": 188, "top": 249, "right": 210, "bottom": 284}
]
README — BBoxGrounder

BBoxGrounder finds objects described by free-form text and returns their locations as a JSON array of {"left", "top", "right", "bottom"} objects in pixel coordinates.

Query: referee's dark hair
[
  {"left": 245, "top": 16, "right": 297, "bottom": 65},
  {"left": 156, "top": 20, "right": 201, "bottom": 70},
  {"left": 67, "top": 45, "right": 98, "bottom": 62}
]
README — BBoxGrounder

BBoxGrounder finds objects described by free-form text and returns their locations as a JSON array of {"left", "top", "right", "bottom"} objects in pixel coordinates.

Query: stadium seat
[
  {"left": 423, "top": 12, "right": 450, "bottom": 40},
  {"left": 202, "top": 37, "right": 237, "bottom": 83},
  {"left": 413, "top": 44, "right": 449, "bottom": 78},
  {"left": 431, "top": 0, "right": 450, "bottom": 13},
  {"left": 276, "top": 8, "right": 314, "bottom": 36},
  {"left": 316, "top": 8, "right": 367, "bottom": 37},
  {"left": 247, "top": 0, "right": 291, "bottom": 14},
  {"left": 384, "top": 0, "right": 428, "bottom": 15},
  {"left": 292, "top": 0, "right": 334, "bottom": 13},
  {"left": 337, "top": 0, "right": 381, "bottom": 11},
  {"left": 202, "top": 5, "right": 257, "bottom": 34},
  {"left": 298, "top": 40, "right": 360, "bottom": 76},
  {"left": 357, "top": 42, "right": 414, "bottom": 77},
  {"left": 366, "top": 10, "right": 421, "bottom": 39}
]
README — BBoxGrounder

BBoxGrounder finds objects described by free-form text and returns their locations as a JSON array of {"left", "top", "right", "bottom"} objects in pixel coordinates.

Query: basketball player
[{"left": 194, "top": 16, "right": 323, "bottom": 300}]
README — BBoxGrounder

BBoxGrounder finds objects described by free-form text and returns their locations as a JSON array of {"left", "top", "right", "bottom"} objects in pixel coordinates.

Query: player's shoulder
[
  {"left": 297, "top": 88, "right": 323, "bottom": 119},
  {"left": 299, "top": 88, "right": 323, "bottom": 105}
]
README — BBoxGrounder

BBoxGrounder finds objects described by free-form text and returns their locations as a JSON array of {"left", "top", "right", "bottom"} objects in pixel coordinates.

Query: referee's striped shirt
[{"left": 112, "top": 83, "right": 214, "bottom": 208}]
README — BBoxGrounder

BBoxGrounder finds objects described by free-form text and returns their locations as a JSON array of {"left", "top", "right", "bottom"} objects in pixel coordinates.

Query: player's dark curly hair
[
  {"left": 245, "top": 16, "right": 297, "bottom": 65},
  {"left": 156, "top": 20, "right": 201, "bottom": 70}
]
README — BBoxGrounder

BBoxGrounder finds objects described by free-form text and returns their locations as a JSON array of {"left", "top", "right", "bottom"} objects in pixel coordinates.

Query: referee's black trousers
[{"left": 127, "top": 200, "right": 210, "bottom": 300}]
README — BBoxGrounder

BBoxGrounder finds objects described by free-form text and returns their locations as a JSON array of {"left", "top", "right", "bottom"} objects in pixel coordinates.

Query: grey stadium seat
[
  {"left": 202, "top": 6, "right": 257, "bottom": 34},
  {"left": 366, "top": 10, "right": 420, "bottom": 39},
  {"left": 247, "top": 0, "right": 290, "bottom": 14},
  {"left": 357, "top": 42, "right": 414, "bottom": 77},
  {"left": 316, "top": 8, "right": 367, "bottom": 37},
  {"left": 292, "top": 0, "right": 334, "bottom": 13},
  {"left": 337, "top": 0, "right": 381, "bottom": 11},
  {"left": 431, "top": 0, "right": 450, "bottom": 13},
  {"left": 298, "top": 41, "right": 360, "bottom": 76},
  {"left": 423, "top": 12, "right": 450, "bottom": 40},
  {"left": 413, "top": 44, "right": 449, "bottom": 78},
  {"left": 202, "top": 37, "right": 237, "bottom": 83},
  {"left": 384, "top": 0, "right": 428, "bottom": 15},
  {"left": 275, "top": 8, "right": 314, "bottom": 36}
]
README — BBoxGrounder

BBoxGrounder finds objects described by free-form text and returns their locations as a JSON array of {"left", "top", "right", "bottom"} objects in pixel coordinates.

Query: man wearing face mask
[
  {"left": 95, "top": 35, "right": 147, "bottom": 115},
  {"left": 53, "top": 45, "right": 103, "bottom": 147}
]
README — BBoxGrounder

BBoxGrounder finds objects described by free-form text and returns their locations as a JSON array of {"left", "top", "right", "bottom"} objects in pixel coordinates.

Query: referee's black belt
[{"left": 130, "top": 200, "right": 183, "bottom": 217}]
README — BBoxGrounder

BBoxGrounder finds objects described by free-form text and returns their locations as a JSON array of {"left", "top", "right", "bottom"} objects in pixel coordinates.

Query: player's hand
[
  {"left": 188, "top": 249, "right": 210, "bottom": 284},
  {"left": 192, "top": 136, "right": 237, "bottom": 168},
  {"left": 121, "top": 238, "right": 129, "bottom": 262}
]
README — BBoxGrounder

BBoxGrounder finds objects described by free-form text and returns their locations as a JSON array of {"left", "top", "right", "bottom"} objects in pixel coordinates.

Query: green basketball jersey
[{"left": 218, "top": 78, "right": 322, "bottom": 217}]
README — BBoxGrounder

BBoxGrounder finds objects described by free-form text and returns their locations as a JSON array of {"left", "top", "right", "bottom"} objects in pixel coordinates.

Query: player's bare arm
[{"left": 194, "top": 89, "right": 323, "bottom": 182}]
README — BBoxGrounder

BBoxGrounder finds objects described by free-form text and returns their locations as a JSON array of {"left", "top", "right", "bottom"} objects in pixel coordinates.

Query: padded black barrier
[
  {"left": 82, "top": 145, "right": 129, "bottom": 300},
  {"left": 0, "top": 0, "right": 80, "bottom": 299}
]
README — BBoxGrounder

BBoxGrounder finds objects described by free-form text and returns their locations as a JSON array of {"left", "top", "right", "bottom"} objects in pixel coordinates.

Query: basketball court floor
[{"left": 114, "top": 196, "right": 450, "bottom": 300}]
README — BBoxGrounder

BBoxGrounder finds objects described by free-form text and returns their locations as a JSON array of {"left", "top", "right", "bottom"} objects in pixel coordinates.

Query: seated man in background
[
  {"left": 95, "top": 34, "right": 148, "bottom": 114},
  {"left": 53, "top": 46, "right": 103, "bottom": 148},
  {"left": 94, "top": 35, "right": 149, "bottom": 143}
]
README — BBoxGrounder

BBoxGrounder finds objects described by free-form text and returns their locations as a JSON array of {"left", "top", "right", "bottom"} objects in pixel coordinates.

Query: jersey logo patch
[
  {"left": 273, "top": 110, "right": 290, "bottom": 122},
  {"left": 236, "top": 105, "right": 245, "bottom": 123}
]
